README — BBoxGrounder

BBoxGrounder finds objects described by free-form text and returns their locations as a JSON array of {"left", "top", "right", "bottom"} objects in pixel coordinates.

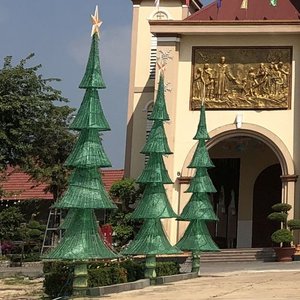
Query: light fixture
[{"left": 235, "top": 113, "right": 243, "bottom": 129}]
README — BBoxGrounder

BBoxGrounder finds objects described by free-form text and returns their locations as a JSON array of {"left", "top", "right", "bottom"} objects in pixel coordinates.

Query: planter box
[{"left": 274, "top": 247, "right": 295, "bottom": 262}]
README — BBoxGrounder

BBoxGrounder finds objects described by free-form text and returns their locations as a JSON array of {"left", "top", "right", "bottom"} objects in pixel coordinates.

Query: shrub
[
  {"left": 88, "top": 268, "right": 111, "bottom": 287},
  {"left": 0, "top": 207, "right": 25, "bottom": 241},
  {"left": 268, "top": 203, "right": 299, "bottom": 247},
  {"left": 268, "top": 212, "right": 288, "bottom": 223},
  {"left": 1, "top": 241, "right": 14, "bottom": 254},
  {"left": 271, "top": 229, "right": 294, "bottom": 244},
  {"left": 271, "top": 203, "right": 292, "bottom": 212},
  {"left": 120, "top": 259, "right": 145, "bottom": 282},
  {"left": 43, "top": 261, "right": 74, "bottom": 298},
  {"left": 43, "top": 259, "right": 180, "bottom": 297},
  {"left": 23, "top": 252, "right": 41, "bottom": 262},
  {"left": 156, "top": 261, "right": 180, "bottom": 277},
  {"left": 88, "top": 266, "right": 127, "bottom": 287},
  {"left": 44, "top": 261, "right": 129, "bottom": 297},
  {"left": 287, "top": 219, "right": 300, "bottom": 230}
]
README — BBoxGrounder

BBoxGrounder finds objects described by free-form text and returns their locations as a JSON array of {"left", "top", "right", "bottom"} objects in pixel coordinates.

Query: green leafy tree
[
  {"left": 109, "top": 178, "right": 143, "bottom": 212},
  {"left": 0, "top": 207, "right": 25, "bottom": 241},
  {"left": 108, "top": 179, "right": 143, "bottom": 250},
  {"left": 0, "top": 54, "right": 76, "bottom": 199},
  {"left": 109, "top": 211, "right": 136, "bottom": 250}
]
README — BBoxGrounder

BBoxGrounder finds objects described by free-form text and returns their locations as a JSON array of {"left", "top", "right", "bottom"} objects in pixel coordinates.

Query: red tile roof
[
  {"left": 1, "top": 167, "right": 124, "bottom": 201},
  {"left": 101, "top": 169, "right": 125, "bottom": 191},
  {"left": 186, "top": 0, "right": 300, "bottom": 21},
  {"left": 1, "top": 167, "right": 52, "bottom": 201}
]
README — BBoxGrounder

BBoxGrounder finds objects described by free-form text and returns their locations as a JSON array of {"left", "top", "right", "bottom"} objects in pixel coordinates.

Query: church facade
[{"left": 125, "top": 0, "right": 300, "bottom": 248}]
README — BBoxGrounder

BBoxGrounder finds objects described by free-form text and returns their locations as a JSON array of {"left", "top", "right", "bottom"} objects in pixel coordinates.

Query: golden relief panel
[{"left": 190, "top": 47, "right": 291, "bottom": 110}]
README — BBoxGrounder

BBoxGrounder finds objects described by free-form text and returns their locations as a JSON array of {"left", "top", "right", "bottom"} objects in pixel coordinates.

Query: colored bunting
[
  {"left": 270, "top": 0, "right": 277, "bottom": 6},
  {"left": 240, "top": 0, "right": 248, "bottom": 9}
]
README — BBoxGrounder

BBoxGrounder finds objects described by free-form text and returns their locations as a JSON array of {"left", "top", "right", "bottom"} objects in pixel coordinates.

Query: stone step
[{"left": 189, "top": 248, "right": 276, "bottom": 263}]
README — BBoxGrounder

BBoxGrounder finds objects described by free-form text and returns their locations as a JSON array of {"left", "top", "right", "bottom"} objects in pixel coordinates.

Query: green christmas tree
[
  {"left": 122, "top": 69, "right": 181, "bottom": 281},
  {"left": 176, "top": 104, "right": 219, "bottom": 274},
  {"left": 43, "top": 7, "right": 118, "bottom": 296}
]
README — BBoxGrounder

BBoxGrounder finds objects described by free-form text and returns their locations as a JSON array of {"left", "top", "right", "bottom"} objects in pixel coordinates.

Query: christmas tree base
[
  {"left": 145, "top": 255, "right": 157, "bottom": 280},
  {"left": 191, "top": 251, "right": 200, "bottom": 274},
  {"left": 73, "top": 262, "right": 88, "bottom": 297}
]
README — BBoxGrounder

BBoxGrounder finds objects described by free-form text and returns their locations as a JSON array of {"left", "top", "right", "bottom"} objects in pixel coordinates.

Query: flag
[
  {"left": 155, "top": 0, "right": 160, "bottom": 8},
  {"left": 240, "top": 0, "right": 248, "bottom": 9},
  {"left": 270, "top": 0, "right": 277, "bottom": 6},
  {"left": 217, "top": 0, "right": 222, "bottom": 8}
]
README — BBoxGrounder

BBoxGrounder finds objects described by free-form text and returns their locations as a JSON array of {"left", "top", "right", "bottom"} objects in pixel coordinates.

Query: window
[{"left": 149, "top": 35, "right": 157, "bottom": 79}]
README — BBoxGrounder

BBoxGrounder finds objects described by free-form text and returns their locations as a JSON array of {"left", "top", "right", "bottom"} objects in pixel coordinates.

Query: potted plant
[
  {"left": 268, "top": 203, "right": 300, "bottom": 262},
  {"left": 288, "top": 219, "right": 300, "bottom": 261}
]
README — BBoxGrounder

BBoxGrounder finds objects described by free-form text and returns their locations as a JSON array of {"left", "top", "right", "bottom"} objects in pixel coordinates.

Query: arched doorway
[
  {"left": 252, "top": 164, "right": 281, "bottom": 247},
  {"left": 208, "top": 135, "right": 280, "bottom": 248},
  {"left": 179, "top": 124, "right": 295, "bottom": 248}
]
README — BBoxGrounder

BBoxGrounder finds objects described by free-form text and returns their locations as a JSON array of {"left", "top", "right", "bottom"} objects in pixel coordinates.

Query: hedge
[{"left": 43, "top": 259, "right": 180, "bottom": 298}]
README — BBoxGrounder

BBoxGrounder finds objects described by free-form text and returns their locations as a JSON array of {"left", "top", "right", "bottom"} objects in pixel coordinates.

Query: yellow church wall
[
  {"left": 170, "top": 34, "right": 300, "bottom": 184},
  {"left": 128, "top": 93, "right": 152, "bottom": 179},
  {"left": 133, "top": 1, "right": 184, "bottom": 89},
  {"left": 126, "top": 0, "right": 300, "bottom": 245},
  {"left": 155, "top": 33, "right": 300, "bottom": 243},
  {"left": 126, "top": 1, "right": 187, "bottom": 178}
]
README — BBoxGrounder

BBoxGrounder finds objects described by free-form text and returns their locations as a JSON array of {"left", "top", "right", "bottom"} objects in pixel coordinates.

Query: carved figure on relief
[{"left": 214, "top": 56, "right": 236, "bottom": 100}]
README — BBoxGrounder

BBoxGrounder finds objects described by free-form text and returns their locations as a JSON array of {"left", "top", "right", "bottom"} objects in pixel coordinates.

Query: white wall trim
[{"left": 157, "top": 37, "right": 181, "bottom": 43}]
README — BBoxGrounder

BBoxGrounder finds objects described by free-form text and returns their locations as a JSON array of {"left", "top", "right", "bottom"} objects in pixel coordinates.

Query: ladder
[{"left": 41, "top": 209, "right": 62, "bottom": 255}]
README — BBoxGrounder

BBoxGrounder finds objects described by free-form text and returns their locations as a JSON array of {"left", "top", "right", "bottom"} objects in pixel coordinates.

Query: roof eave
[
  {"left": 149, "top": 19, "right": 300, "bottom": 35},
  {"left": 131, "top": 0, "right": 203, "bottom": 8}
]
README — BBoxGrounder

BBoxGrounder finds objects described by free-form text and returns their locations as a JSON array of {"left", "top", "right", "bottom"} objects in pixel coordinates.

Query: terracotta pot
[{"left": 274, "top": 247, "right": 295, "bottom": 262}]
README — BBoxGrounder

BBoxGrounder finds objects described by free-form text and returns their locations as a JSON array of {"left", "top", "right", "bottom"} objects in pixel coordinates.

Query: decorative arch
[
  {"left": 181, "top": 123, "right": 295, "bottom": 177},
  {"left": 180, "top": 123, "right": 297, "bottom": 212},
  {"left": 142, "top": 100, "right": 154, "bottom": 112}
]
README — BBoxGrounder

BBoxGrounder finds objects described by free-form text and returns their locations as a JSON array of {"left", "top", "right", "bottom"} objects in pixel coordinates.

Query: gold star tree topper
[{"left": 91, "top": 5, "right": 102, "bottom": 37}]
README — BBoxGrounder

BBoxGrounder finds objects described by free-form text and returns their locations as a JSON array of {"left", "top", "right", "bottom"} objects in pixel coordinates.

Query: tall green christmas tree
[
  {"left": 122, "top": 67, "right": 181, "bottom": 281},
  {"left": 176, "top": 104, "right": 219, "bottom": 274},
  {"left": 43, "top": 7, "right": 118, "bottom": 296}
]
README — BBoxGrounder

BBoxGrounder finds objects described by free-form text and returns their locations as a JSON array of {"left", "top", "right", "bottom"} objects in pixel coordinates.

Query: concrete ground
[
  {"left": 92, "top": 262, "right": 300, "bottom": 300},
  {"left": 1, "top": 261, "right": 300, "bottom": 299},
  {"left": 103, "top": 270, "right": 300, "bottom": 300}
]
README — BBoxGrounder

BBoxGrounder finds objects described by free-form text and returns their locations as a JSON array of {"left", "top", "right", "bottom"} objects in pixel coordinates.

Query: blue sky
[{"left": 0, "top": 0, "right": 213, "bottom": 169}]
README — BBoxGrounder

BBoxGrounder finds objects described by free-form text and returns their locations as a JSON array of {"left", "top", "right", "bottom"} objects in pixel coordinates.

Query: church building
[{"left": 125, "top": 0, "right": 300, "bottom": 248}]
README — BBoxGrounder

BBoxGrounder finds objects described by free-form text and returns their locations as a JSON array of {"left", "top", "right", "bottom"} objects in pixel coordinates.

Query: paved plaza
[
  {"left": 104, "top": 270, "right": 300, "bottom": 300},
  {"left": 1, "top": 261, "right": 300, "bottom": 299},
  {"left": 104, "top": 262, "right": 300, "bottom": 300}
]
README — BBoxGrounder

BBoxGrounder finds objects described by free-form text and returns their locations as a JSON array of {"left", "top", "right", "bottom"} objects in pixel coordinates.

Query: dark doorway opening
[
  {"left": 208, "top": 158, "right": 240, "bottom": 249},
  {"left": 252, "top": 164, "right": 281, "bottom": 247}
]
